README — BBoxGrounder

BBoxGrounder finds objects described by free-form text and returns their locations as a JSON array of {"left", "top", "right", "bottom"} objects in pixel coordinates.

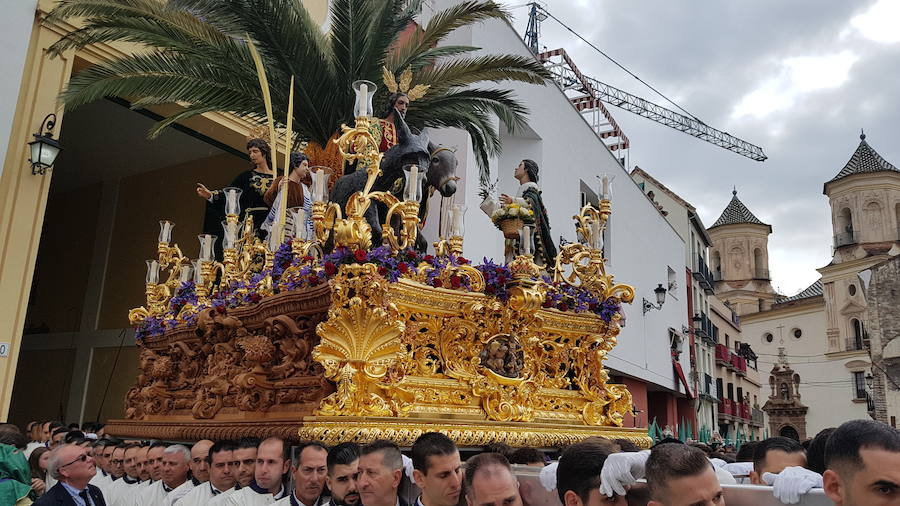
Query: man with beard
[
  {"left": 178, "top": 440, "right": 237, "bottom": 506},
  {"left": 275, "top": 441, "right": 329, "bottom": 506},
  {"left": 411, "top": 433, "right": 463, "bottom": 506},
  {"left": 208, "top": 437, "right": 259, "bottom": 505},
  {"left": 322, "top": 443, "right": 360, "bottom": 506}
]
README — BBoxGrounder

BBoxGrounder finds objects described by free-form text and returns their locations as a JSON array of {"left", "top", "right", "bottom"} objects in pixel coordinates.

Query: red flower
[
  {"left": 495, "top": 267, "right": 503, "bottom": 274},
  {"left": 485, "top": 285, "right": 496, "bottom": 295},
  {"left": 423, "top": 255, "right": 434, "bottom": 263},
  {"left": 281, "top": 261, "right": 291, "bottom": 269},
  {"left": 497, "top": 276, "right": 507, "bottom": 284},
  {"left": 542, "top": 299, "right": 552, "bottom": 308},
  {"left": 432, "top": 279, "right": 443, "bottom": 288},
  {"left": 378, "top": 266, "right": 388, "bottom": 276},
  {"left": 354, "top": 249, "right": 367, "bottom": 262},
  {"left": 308, "top": 275, "right": 320, "bottom": 286},
  {"left": 588, "top": 302, "right": 598, "bottom": 311},
  {"left": 249, "top": 293, "right": 261, "bottom": 303},
  {"left": 398, "top": 262, "right": 409, "bottom": 274},
  {"left": 458, "top": 257, "right": 469, "bottom": 265},
  {"left": 216, "top": 305, "right": 227, "bottom": 314},
  {"left": 324, "top": 261, "right": 337, "bottom": 276},
  {"left": 302, "top": 255, "right": 314, "bottom": 263},
  {"left": 558, "top": 302, "right": 569, "bottom": 312},
  {"left": 450, "top": 275, "right": 462, "bottom": 289}
]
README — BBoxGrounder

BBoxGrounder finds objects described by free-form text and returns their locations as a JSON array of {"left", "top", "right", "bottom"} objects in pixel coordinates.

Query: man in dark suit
[{"left": 35, "top": 443, "right": 107, "bottom": 506}]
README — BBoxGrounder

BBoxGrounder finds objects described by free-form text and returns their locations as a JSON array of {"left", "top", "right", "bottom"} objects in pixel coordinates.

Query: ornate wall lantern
[{"left": 28, "top": 114, "right": 63, "bottom": 175}]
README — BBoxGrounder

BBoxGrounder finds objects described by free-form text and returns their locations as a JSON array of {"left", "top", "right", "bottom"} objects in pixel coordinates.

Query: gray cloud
[{"left": 502, "top": 0, "right": 899, "bottom": 294}]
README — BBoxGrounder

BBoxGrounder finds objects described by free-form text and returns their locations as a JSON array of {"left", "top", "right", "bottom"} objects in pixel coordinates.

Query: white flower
[{"left": 508, "top": 207, "right": 519, "bottom": 217}]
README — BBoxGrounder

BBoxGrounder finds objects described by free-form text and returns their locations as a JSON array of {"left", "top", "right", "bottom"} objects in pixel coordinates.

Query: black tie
[{"left": 79, "top": 489, "right": 91, "bottom": 505}]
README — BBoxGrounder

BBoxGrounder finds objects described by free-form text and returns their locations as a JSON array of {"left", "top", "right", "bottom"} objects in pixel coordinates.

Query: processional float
[{"left": 113, "top": 51, "right": 648, "bottom": 448}]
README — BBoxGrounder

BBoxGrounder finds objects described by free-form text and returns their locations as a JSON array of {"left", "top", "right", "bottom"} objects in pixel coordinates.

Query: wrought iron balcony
[{"left": 693, "top": 256, "right": 715, "bottom": 294}]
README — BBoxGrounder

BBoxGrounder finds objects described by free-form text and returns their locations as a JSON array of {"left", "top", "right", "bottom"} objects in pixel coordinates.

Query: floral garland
[{"left": 134, "top": 243, "right": 622, "bottom": 341}]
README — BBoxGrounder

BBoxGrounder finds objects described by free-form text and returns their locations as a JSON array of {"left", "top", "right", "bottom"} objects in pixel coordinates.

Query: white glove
[
  {"left": 762, "top": 466, "right": 824, "bottom": 504},
  {"left": 709, "top": 457, "right": 727, "bottom": 468},
  {"left": 722, "top": 461, "right": 754, "bottom": 477},
  {"left": 599, "top": 450, "right": 650, "bottom": 497},
  {"left": 401, "top": 454, "right": 414, "bottom": 478},
  {"left": 539, "top": 461, "right": 559, "bottom": 492}
]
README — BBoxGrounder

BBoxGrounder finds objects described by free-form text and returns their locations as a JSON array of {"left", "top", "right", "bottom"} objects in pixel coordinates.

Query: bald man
[{"left": 165, "top": 439, "right": 214, "bottom": 506}]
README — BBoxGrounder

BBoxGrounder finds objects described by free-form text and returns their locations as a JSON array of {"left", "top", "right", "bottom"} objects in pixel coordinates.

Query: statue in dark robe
[{"left": 480, "top": 159, "right": 557, "bottom": 266}]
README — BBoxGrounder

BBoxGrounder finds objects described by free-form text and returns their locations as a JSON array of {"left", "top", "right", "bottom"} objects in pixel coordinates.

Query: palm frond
[{"left": 390, "top": 0, "right": 508, "bottom": 72}]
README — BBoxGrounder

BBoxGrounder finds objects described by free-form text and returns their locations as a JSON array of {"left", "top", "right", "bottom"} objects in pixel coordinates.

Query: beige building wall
[
  {"left": 741, "top": 297, "right": 870, "bottom": 436},
  {"left": 709, "top": 295, "right": 765, "bottom": 440},
  {"left": 708, "top": 222, "right": 777, "bottom": 316}
]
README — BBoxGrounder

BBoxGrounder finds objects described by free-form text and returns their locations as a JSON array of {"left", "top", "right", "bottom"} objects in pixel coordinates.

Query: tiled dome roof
[
  {"left": 709, "top": 190, "right": 769, "bottom": 229},
  {"left": 828, "top": 132, "right": 899, "bottom": 183}
]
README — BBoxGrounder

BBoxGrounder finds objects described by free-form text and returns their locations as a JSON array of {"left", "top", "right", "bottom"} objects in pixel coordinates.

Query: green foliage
[{"left": 48, "top": 0, "right": 549, "bottom": 180}]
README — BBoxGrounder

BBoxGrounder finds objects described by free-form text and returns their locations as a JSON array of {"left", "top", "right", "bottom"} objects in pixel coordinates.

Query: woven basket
[{"left": 499, "top": 218, "right": 524, "bottom": 239}]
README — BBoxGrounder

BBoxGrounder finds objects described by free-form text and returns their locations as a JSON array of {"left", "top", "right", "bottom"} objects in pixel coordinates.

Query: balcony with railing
[
  {"left": 718, "top": 398, "right": 735, "bottom": 419},
  {"left": 731, "top": 354, "right": 747, "bottom": 376},
  {"left": 752, "top": 407, "right": 764, "bottom": 427},
  {"left": 834, "top": 231, "right": 857, "bottom": 247},
  {"left": 693, "top": 256, "right": 715, "bottom": 294},
  {"left": 715, "top": 344, "right": 730, "bottom": 367},
  {"left": 737, "top": 402, "right": 751, "bottom": 420}
]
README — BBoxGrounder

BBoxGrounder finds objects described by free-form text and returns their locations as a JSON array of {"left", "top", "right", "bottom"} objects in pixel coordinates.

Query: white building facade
[{"left": 423, "top": 3, "right": 693, "bottom": 430}]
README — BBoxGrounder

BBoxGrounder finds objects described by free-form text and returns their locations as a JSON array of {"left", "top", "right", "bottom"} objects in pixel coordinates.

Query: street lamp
[
  {"left": 28, "top": 113, "right": 62, "bottom": 175},
  {"left": 642, "top": 283, "right": 667, "bottom": 314},
  {"left": 866, "top": 372, "right": 874, "bottom": 390}
]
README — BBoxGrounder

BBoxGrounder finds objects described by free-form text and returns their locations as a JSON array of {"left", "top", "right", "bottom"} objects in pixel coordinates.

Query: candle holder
[
  {"left": 352, "top": 80, "right": 376, "bottom": 118},
  {"left": 144, "top": 259, "right": 170, "bottom": 315},
  {"left": 157, "top": 220, "right": 185, "bottom": 269},
  {"left": 223, "top": 187, "right": 243, "bottom": 217}
]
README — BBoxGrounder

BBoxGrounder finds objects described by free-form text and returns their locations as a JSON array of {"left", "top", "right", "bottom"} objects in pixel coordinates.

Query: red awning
[{"left": 673, "top": 360, "right": 695, "bottom": 398}]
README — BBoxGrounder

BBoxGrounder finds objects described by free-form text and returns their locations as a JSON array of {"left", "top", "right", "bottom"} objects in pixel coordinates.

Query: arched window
[
  {"left": 753, "top": 248, "right": 766, "bottom": 278},
  {"left": 712, "top": 251, "right": 721, "bottom": 280},
  {"left": 895, "top": 203, "right": 900, "bottom": 240},
  {"left": 836, "top": 207, "right": 854, "bottom": 246},
  {"left": 780, "top": 425, "right": 800, "bottom": 441},
  {"left": 852, "top": 319, "right": 865, "bottom": 350}
]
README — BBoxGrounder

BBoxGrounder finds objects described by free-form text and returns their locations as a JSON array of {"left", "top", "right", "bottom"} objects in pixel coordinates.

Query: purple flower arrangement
[{"left": 134, "top": 241, "right": 622, "bottom": 340}]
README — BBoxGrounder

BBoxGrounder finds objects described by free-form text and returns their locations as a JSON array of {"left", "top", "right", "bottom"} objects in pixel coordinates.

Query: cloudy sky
[{"left": 501, "top": 0, "right": 900, "bottom": 295}]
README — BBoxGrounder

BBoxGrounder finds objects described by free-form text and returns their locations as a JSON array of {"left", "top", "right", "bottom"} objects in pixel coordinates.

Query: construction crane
[{"left": 524, "top": 3, "right": 767, "bottom": 162}]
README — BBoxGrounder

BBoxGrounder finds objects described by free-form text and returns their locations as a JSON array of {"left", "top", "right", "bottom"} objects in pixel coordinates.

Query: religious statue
[
  {"left": 480, "top": 159, "right": 558, "bottom": 266},
  {"left": 196, "top": 137, "right": 275, "bottom": 248},
  {"left": 371, "top": 67, "right": 430, "bottom": 153},
  {"left": 262, "top": 152, "right": 313, "bottom": 240}
]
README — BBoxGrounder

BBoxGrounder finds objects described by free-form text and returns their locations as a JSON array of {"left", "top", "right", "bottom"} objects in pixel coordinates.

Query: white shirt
[
  {"left": 165, "top": 478, "right": 199, "bottom": 505},
  {"left": 133, "top": 480, "right": 172, "bottom": 506},
  {"left": 479, "top": 182, "right": 538, "bottom": 217},
  {"left": 177, "top": 482, "right": 231, "bottom": 506},
  {"left": 207, "top": 486, "right": 239, "bottom": 506},
  {"left": 108, "top": 477, "right": 149, "bottom": 506},
  {"left": 223, "top": 484, "right": 287, "bottom": 506}
]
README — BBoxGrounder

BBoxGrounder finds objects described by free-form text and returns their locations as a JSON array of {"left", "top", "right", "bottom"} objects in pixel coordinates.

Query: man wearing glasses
[{"left": 34, "top": 443, "right": 107, "bottom": 505}]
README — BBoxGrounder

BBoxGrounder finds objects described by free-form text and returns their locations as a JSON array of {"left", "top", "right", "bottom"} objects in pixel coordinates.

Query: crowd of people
[{"left": 0, "top": 417, "right": 898, "bottom": 506}]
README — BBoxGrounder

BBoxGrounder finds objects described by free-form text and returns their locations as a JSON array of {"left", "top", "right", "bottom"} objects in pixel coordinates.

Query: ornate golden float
[{"left": 110, "top": 79, "right": 648, "bottom": 448}]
